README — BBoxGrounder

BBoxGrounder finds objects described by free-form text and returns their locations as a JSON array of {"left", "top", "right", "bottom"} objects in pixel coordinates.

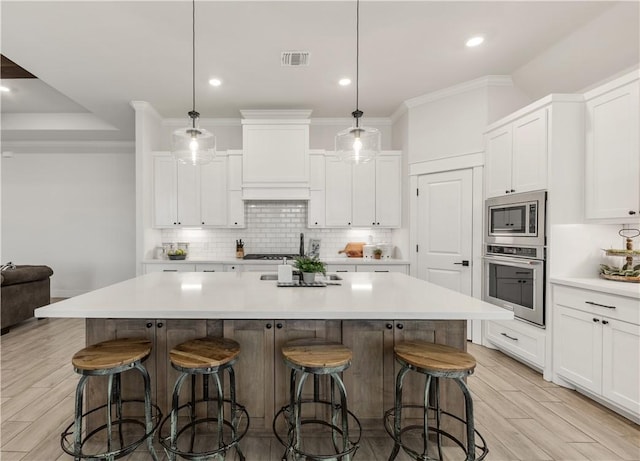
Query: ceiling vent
[{"left": 281, "top": 51, "right": 310, "bottom": 67}]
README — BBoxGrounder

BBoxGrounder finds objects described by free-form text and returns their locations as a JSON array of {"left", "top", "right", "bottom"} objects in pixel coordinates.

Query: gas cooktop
[{"left": 243, "top": 253, "right": 301, "bottom": 261}]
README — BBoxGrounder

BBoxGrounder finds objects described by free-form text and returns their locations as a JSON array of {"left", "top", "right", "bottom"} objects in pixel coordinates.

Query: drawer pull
[
  {"left": 593, "top": 318, "right": 600, "bottom": 323},
  {"left": 374, "top": 270, "right": 390, "bottom": 273},
  {"left": 163, "top": 270, "right": 178, "bottom": 272},
  {"left": 501, "top": 332, "right": 518, "bottom": 341},
  {"left": 585, "top": 301, "right": 616, "bottom": 309},
  {"left": 602, "top": 320, "right": 609, "bottom": 325},
  {"left": 203, "top": 270, "right": 216, "bottom": 272}
]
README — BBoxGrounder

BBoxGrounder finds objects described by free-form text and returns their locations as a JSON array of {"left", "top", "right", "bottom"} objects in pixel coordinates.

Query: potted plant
[
  {"left": 373, "top": 248, "right": 383, "bottom": 260},
  {"left": 293, "top": 256, "right": 326, "bottom": 284}
]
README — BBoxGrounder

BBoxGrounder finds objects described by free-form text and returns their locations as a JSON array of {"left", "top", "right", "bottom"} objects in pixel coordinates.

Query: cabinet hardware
[
  {"left": 593, "top": 318, "right": 600, "bottom": 323},
  {"left": 348, "top": 222, "right": 351, "bottom": 226},
  {"left": 336, "top": 270, "right": 348, "bottom": 273},
  {"left": 500, "top": 332, "right": 518, "bottom": 341},
  {"left": 629, "top": 211, "right": 637, "bottom": 215},
  {"left": 374, "top": 270, "right": 389, "bottom": 273},
  {"left": 234, "top": 222, "right": 238, "bottom": 225},
  {"left": 396, "top": 323, "right": 404, "bottom": 330},
  {"left": 315, "top": 222, "right": 318, "bottom": 225},
  {"left": 203, "top": 270, "right": 216, "bottom": 272},
  {"left": 163, "top": 270, "right": 178, "bottom": 272},
  {"left": 157, "top": 322, "right": 163, "bottom": 328},
  {"left": 376, "top": 222, "right": 380, "bottom": 225},
  {"left": 585, "top": 301, "right": 616, "bottom": 309},
  {"left": 276, "top": 323, "right": 283, "bottom": 329},
  {"left": 511, "top": 189, "right": 515, "bottom": 193},
  {"left": 202, "top": 221, "right": 205, "bottom": 225},
  {"left": 146, "top": 322, "right": 153, "bottom": 328},
  {"left": 266, "top": 323, "right": 272, "bottom": 329},
  {"left": 602, "top": 320, "right": 609, "bottom": 325},
  {"left": 386, "top": 323, "right": 393, "bottom": 329},
  {"left": 454, "top": 260, "right": 470, "bottom": 267},
  {"left": 372, "top": 222, "right": 376, "bottom": 225}
]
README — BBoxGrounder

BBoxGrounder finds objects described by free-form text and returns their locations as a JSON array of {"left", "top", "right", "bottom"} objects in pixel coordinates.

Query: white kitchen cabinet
[
  {"left": 553, "top": 284, "right": 640, "bottom": 419},
  {"left": 308, "top": 152, "right": 326, "bottom": 228},
  {"left": 484, "top": 318, "right": 546, "bottom": 370},
  {"left": 584, "top": 74, "right": 640, "bottom": 221},
  {"left": 227, "top": 152, "right": 245, "bottom": 228},
  {"left": 325, "top": 152, "right": 401, "bottom": 228},
  {"left": 144, "top": 263, "right": 196, "bottom": 273},
  {"left": 356, "top": 265, "right": 408, "bottom": 274},
  {"left": 153, "top": 155, "right": 227, "bottom": 228},
  {"left": 325, "top": 264, "right": 356, "bottom": 273},
  {"left": 485, "top": 108, "right": 547, "bottom": 198},
  {"left": 224, "top": 264, "right": 241, "bottom": 272},
  {"left": 195, "top": 264, "right": 224, "bottom": 272},
  {"left": 241, "top": 119, "right": 310, "bottom": 200}
]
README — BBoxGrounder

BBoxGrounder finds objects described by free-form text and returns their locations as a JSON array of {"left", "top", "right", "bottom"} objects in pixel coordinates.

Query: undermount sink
[{"left": 259, "top": 274, "right": 342, "bottom": 281}]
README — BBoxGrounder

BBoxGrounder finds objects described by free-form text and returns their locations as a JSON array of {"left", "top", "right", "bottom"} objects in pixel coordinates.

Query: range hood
[{"left": 241, "top": 110, "right": 311, "bottom": 200}]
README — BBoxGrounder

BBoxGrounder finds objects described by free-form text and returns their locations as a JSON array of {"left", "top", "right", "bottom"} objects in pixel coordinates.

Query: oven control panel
[{"left": 486, "top": 245, "right": 543, "bottom": 259}]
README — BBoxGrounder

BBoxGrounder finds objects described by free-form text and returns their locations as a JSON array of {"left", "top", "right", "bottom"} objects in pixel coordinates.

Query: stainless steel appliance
[
  {"left": 243, "top": 253, "right": 300, "bottom": 260},
  {"left": 483, "top": 244, "right": 545, "bottom": 327},
  {"left": 485, "top": 190, "right": 546, "bottom": 247}
]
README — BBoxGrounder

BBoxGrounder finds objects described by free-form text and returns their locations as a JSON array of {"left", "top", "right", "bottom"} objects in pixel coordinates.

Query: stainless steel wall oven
[{"left": 483, "top": 190, "right": 547, "bottom": 327}]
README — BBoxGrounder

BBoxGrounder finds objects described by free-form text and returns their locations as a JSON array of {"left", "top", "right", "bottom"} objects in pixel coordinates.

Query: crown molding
[
  {"left": 404, "top": 75, "right": 514, "bottom": 109},
  {"left": 240, "top": 109, "right": 312, "bottom": 119},
  {"left": 311, "top": 117, "right": 392, "bottom": 126},
  {"left": 162, "top": 118, "right": 242, "bottom": 128}
]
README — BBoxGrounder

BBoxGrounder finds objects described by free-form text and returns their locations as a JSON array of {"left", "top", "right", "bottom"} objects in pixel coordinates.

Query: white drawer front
[
  {"left": 144, "top": 264, "right": 196, "bottom": 273},
  {"left": 195, "top": 264, "right": 224, "bottom": 272},
  {"left": 485, "top": 320, "right": 546, "bottom": 368},
  {"left": 554, "top": 285, "right": 639, "bottom": 325},
  {"left": 326, "top": 265, "right": 356, "bottom": 273}
]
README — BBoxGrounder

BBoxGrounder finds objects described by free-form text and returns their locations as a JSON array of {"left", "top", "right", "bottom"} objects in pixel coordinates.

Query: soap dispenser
[{"left": 278, "top": 258, "right": 293, "bottom": 283}]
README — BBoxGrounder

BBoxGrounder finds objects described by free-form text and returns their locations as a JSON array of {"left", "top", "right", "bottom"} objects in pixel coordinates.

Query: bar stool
[
  {"left": 273, "top": 338, "right": 361, "bottom": 461},
  {"left": 384, "top": 340, "right": 488, "bottom": 461},
  {"left": 60, "top": 338, "right": 161, "bottom": 460},
  {"left": 158, "top": 337, "right": 249, "bottom": 461}
]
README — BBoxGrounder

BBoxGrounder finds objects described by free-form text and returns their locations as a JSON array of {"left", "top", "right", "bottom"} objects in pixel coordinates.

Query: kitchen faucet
[{"left": 299, "top": 233, "right": 304, "bottom": 256}]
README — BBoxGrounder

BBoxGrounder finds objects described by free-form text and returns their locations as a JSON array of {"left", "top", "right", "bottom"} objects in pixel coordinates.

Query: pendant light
[
  {"left": 335, "top": 0, "right": 380, "bottom": 165},
  {"left": 171, "top": 0, "right": 215, "bottom": 166}
]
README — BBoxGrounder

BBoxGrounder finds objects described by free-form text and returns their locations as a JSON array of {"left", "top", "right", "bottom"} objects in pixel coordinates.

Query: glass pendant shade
[
  {"left": 335, "top": 124, "right": 380, "bottom": 164},
  {"left": 172, "top": 117, "right": 216, "bottom": 166}
]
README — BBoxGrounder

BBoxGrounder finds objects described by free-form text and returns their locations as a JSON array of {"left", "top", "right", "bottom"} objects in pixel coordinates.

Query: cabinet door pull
[
  {"left": 266, "top": 323, "right": 272, "bottom": 329},
  {"left": 505, "top": 190, "right": 510, "bottom": 194},
  {"left": 501, "top": 332, "right": 518, "bottom": 341},
  {"left": 585, "top": 301, "right": 616, "bottom": 309},
  {"left": 336, "top": 270, "right": 348, "bottom": 273},
  {"left": 163, "top": 270, "right": 178, "bottom": 272},
  {"left": 146, "top": 322, "right": 153, "bottom": 328},
  {"left": 374, "top": 270, "right": 390, "bottom": 273},
  {"left": 203, "top": 270, "right": 216, "bottom": 272},
  {"left": 157, "top": 322, "right": 163, "bottom": 328},
  {"left": 276, "top": 323, "right": 283, "bottom": 329},
  {"left": 510, "top": 189, "right": 515, "bottom": 193},
  {"left": 602, "top": 320, "right": 609, "bottom": 325},
  {"left": 629, "top": 211, "right": 637, "bottom": 215},
  {"left": 386, "top": 323, "right": 393, "bottom": 330},
  {"left": 396, "top": 323, "right": 404, "bottom": 330},
  {"left": 593, "top": 318, "right": 600, "bottom": 323}
]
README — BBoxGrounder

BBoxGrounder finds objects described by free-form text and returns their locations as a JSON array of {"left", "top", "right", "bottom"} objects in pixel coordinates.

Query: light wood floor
[{"left": 1, "top": 315, "right": 638, "bottom": 461}]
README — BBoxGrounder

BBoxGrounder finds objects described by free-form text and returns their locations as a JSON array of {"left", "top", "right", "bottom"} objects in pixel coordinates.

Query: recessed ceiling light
[
  {"left": 339, "top": 78, "right": 351, "bottom": 86},
  {"left": 466, "top": 36, "right": 485, "bottom": 47},
  {"left": 209, "top": 78, "right": 222, "bottom": 87},
  {"left": 0, "top": 86, "right": 10, "bottom": 92}
]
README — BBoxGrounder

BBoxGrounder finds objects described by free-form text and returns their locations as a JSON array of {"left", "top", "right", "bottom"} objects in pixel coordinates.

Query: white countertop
[
  {"left": 35, "top": 272, "right": 512, "bottom": 321},
  {"left": 550, "top": 276, "right": 640, "bottom": 299},
  {"left": 144, "top": 258, "right": 410, "bottom": 265}
]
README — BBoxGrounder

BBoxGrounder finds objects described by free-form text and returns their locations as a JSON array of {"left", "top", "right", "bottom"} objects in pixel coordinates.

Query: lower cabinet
[
  {"left": 223, "top": 319, "right": 340, "bottom": 433},
  {"left": 85, "top": 319, "right": 222, "bottom": 425},
  {"left": 553, "top": 284, "right": 640, "bottom": 420},
  {"left": 484, "top": 318, "right": 546, "bottom": 370},
  {"left": 85, "top": 318, "right": 467, "bottom": 435}
]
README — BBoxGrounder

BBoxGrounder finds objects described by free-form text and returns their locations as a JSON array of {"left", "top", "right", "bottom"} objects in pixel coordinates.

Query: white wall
[
  {"left": 391, "top": 111, "right": 410, "bottom": 260},
  {"left": 1, "top": 152, "right": 135, "bottom": 296}
]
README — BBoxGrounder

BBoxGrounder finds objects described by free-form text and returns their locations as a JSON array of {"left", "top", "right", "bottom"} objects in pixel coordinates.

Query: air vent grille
[{"left": 281, "top": 51, "right": 310, "bottom": 67}]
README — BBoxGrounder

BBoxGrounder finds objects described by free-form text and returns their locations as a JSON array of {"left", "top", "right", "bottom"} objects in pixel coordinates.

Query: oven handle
[{"left": 482, "top": 255, "right": 544, "bottom": 266}]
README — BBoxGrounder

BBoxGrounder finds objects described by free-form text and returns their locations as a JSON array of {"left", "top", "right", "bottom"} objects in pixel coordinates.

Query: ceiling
[{"left": 1, "top": 1, "right": 639, "bottom": 144}]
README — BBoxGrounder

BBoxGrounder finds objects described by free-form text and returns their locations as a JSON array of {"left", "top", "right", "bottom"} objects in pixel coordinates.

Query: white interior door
[{"left": 417, "top": 169, "right": 473, "bottom": 334}]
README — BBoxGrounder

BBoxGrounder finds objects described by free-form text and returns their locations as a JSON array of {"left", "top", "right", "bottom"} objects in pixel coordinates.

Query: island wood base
[{"left": 86, "top": 318, "right": 467, "bottom": 440}]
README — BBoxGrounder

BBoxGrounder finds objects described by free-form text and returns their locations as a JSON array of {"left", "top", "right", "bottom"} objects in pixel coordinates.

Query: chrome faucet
[{"left": 299, "top": 233, "right": 304, "bottom": 256}]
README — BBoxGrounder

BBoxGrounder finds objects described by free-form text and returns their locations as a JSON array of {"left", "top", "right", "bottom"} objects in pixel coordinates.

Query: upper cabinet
[
  {"left": 153, "top": 154, "right": 230, "bottom": 228},
  {"left": 325, "top": 152, "right": 401, "bottom": 228},
  {"left": 241, "top": 110, "right": 311, "bottom": 200},
  {"left": 307, "top": 151, "right": 326, "bottom": 228},
  {"left": 584, "top": 73, "right": 640, "bottom": 222},
  {"left": 485, "top": 108, "right": 548, "bottom": 198}
]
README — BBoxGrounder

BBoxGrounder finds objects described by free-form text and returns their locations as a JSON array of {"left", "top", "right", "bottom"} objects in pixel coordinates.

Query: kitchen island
[{"left": 35, "top": 271, "right": 512, "bottom": 436}]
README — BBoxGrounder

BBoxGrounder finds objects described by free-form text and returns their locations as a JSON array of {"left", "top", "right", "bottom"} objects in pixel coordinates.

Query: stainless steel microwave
[{"left": 485, "top": 190, "right": 546, "bottom": 247}]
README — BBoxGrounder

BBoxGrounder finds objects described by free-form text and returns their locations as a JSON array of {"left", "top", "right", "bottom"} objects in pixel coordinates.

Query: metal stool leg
[
  {"left": 454, "top": 377, "right": 476, "bottom": 461},
  {"left": 331, "top": 372, "right": 350, "bottom": 461},
  {"left": 228, "top": 366, "right": 246, "bottom": 461},
  {"left": 72, "top": 375, "right": 89, "bottom": 460},
  {"left": 168, "top": 372, "right": 190, "bottom": 461},
  {"left": 294, "top": 371, "right": 311, "bottom": 457},
  {"left": 388, "top": 365, "right": 410, "bottom": 461},
  {"left": 134, "top": 363, "right": 159, "bottom": 461},
  {"left": 422, "top": 374, "right": 433, "bottom": 460}
]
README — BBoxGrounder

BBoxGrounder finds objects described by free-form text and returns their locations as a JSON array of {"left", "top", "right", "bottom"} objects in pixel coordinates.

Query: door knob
[{"left": 454, "top": 260, "right": 470, "bottom": 267}]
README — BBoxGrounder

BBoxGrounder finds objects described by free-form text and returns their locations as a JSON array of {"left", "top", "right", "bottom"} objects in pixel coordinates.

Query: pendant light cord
[
  {"left": 354, "top": 0, "right": 361, "bottom": 128},
  {"left": 191, "top": 0, "right": 196, "bottom": 128}
]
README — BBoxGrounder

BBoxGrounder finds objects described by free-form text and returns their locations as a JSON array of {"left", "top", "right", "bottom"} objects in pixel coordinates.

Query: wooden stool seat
[
  {"left": 394, "top": 340, "right": 476, "bottom": 374},
  {"left": 282, "top": 338, "right": 352, "bottom": 370},
  {"left": 170, "top": 337, "right": 240, "bottom": 369},
  {"left": 72, "top": 338, "right": 152, "bottom": 371}
]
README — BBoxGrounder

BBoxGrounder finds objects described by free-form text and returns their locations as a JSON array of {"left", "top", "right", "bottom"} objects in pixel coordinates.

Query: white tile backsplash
[{"left": 161, "top": 201, "right": 393, "bottom": 259}]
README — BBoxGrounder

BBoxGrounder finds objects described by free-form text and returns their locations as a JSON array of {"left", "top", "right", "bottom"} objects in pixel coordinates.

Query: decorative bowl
[{"left": 168, "top": 254, "right": 187, "bottom": 260}]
